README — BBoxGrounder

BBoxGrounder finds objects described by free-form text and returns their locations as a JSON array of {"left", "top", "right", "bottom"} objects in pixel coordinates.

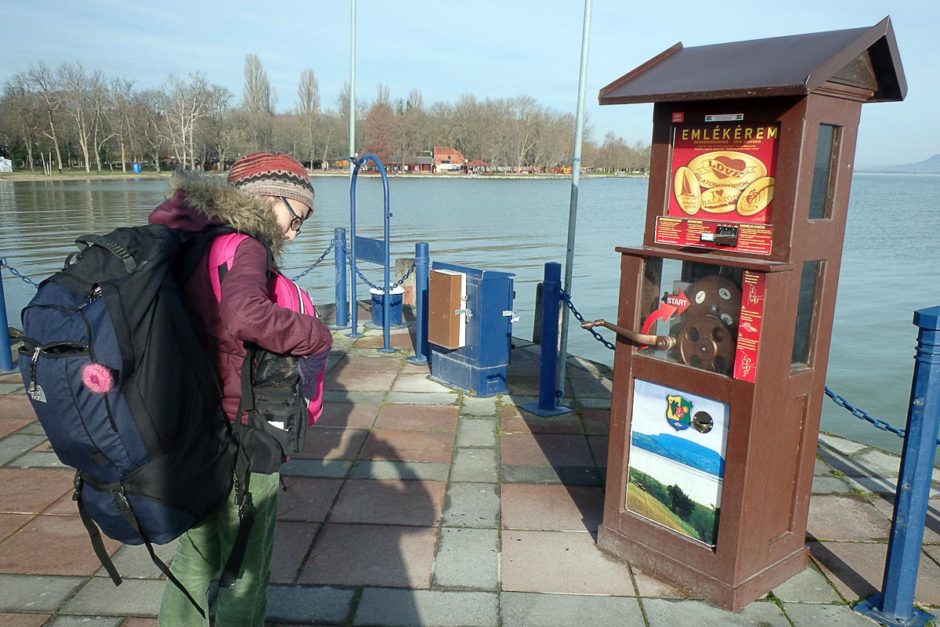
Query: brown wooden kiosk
[{"left": 591, "top": 18, "right": 906, "bottom": 610}]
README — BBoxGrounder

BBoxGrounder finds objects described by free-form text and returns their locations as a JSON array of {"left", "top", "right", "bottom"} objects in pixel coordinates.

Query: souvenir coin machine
[{"left": 588, "top": 19, "right": 906, "bottom": 610}]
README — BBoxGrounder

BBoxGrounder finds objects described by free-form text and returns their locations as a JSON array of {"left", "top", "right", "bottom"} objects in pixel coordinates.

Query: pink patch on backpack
[{"left": 209, "top": 233, "right": 326, "bottom": 424}]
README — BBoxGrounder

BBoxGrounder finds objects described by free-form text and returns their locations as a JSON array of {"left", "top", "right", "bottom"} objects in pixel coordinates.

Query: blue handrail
[{"left": 349, "top": 154, "right": 393, "bottom": 352}]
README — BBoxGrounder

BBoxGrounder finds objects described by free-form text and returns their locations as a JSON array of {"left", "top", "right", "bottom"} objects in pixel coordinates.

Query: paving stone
[
  {"left": 0, "top": 383, "right": 25, "bottom": 395},
  {"left": 852, "top": 449, "right": 903, "bottom": 478},
  {"left": 818, "top": 434, "right": 868, "bottom": 455},
  {"left": 359, "top": 430, "right": 454, "bottom": 464},
  {"left": 501, "top": 464, "right": 603, "bottom": 486},
  {"left": 296, "top": 427, "right": 369, "bottom": 460},
  {"left": 280, "top": 458, "right": 352, "bottom": 479},
  {"left": 335, "top": 355, "right": 403, "bottom": 374},
  {"left": 868, "top": 494, "right": 940, "bottom": 544},
  {"left": 330, "top": 479, "right": 445, "bottom": 526},
  {"left": 7, "top": 451, "right": 66, "bottom": 469},
  {"left": 392, "top": 373, "right": 453, "bottom": 393},
  {"left": 783, "top": 603, "right": 883, "bottom": 626},
  {"left": 117, "top": 618, "right": 157, "bottom": 627},
  {"left": 460, "top": 396, "right": 498, "bottom": 416},
  {"left": 349, "top": 460, "right": 450, "bottom": 481},
  {"left": 278, "top": 477, "right": 343, "bottom": 522},
  {"left": 501, "top": 406, "right": 584, "bottom": 435},
  {"left": 44, "top": 616, "right": 123, "bottom": 626},
  {"left": 812, "top": 476, "right": 853, "bottom": 494},
  {"left": 442, "top": 482, "right": 499, "bottom": 529},
  {"left": 374, "top": 404, "right": 458, "bottom": 432},
  {"left": 501, "top": 433, "right": 594, "bottom": 466},
  {"left": 579, "top": 408, "right": 611, "bottom": 435},
  {"left": 573, "top": 397, "right": 611, "bottom": 409},
  {"left": 384, "top": 391, "right": 459, "bottom": 405},
  {"left": 0, "top": 419, "right": 36, "bottom": 440},
  {"left": 353, "top": 588, "right": 497, "bottom": 627},
  {"left": 298, "top": 523, "right": 438, "bottom": 588},
  {"left": 501, "top": 395, "right": 538, "bottom": 408},
  {"left": 450, "top": 448, "right": 498, "bottom": 483},
  {"left": 323, "top": 391, "right": 386, "bottom": 405},
  {"left": 61, "top": 577, "right": 163, "bottom": 616},
  {"left": 643, "top": 599, "right": 789, "bottom": 626},
  {"left": 588, "top": 435, "right": 608, "bottom": 469},
  {"left": 809, "top": 541, "right": 940, "bottom": 605},
  {"left": 0, "top": 515, "right": 120, "bottom": 576},
  {"left": 500, "top": 591, "right": 643, "bottom": 626},
  {"left": 312, "top": 402, "right": 380, "bottom": 429},
  {"left": 0, "top": 513, "right": 30, "bottom": 542},
  {"left": 808, "top": 496, "right": 891, "bottom": 541},
  {"left": 456, "top": 418, "right": 496, "bottom": 448},
  {"left": 632, "top": 566, "right": 697, "bottom": 599},
  {"left": 501, "top": 484, "right": 603, "bottom": 532},
  {"left": 0, "top": 396, "right": 35, "bottom": 421},
  {"left": 0, "top": 574, "right": 86, "bottom": 612},
  {"left": 771, "top": 564, "right": 843, "bottom": 603},
  {"left": 266, "top": 585, "right": 354, "bottom": 625},
  {"left": 501, "top": 530, "right": 633, "bottom": 596},
  {"left": 271, "top": 521, "right": 320, "bottom": 585},
  {"left": 814, "top": 457, "right": 836, "bottom": 476},
  {"left": 0, "top": 612, "right": 51, "bottom": 627},
  {"left": 0, "top": 435, "right": 46, "bottom": 466},
  {"left": 94, "top": 541, "right": 177, "bottom": 580},
  {"left": 325, "top": 368, "right": 398, "bottom": 392},
  {"left": 432, "top": 528, "right": 498, "bottom": 590}
]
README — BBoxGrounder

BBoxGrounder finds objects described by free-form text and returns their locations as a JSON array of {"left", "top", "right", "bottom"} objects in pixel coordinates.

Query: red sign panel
[
  {"left": 654, "top": 217, "right": 773, "bottom": 256},
  {"left": 668, "top": 124, "right": 779, "bottom": 225},
  {"left": 733, "top": 271, "right": 766, "bottom": 382}
]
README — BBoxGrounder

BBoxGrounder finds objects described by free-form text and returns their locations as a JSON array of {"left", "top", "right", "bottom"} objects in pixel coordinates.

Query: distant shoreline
[{"left": 0, "top": 171, "right": 648, "bottom": 183}]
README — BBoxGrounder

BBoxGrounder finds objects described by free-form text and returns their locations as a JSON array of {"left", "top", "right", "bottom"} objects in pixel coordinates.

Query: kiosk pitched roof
[{"left": 599, "top": 17, "right": 906, "bottom": 105}]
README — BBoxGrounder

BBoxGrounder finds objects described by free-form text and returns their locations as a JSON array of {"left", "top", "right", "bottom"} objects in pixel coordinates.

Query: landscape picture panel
[{"left": 626, "top": 379, "right": 730, "bottom": 546}]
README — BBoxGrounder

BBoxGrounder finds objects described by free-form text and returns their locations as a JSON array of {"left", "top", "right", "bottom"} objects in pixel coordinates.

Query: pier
[{"left": 1, "top": 318, "right": 937, "bottom": 625}]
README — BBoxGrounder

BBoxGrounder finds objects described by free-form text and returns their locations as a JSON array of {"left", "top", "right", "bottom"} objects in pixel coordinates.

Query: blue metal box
[{"left": 429, "top": 262, "right": 515, "bottom": 396}]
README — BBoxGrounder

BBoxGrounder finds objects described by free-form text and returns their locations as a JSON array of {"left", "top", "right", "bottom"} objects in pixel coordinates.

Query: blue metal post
[
  {"left": 332, "top": 227, "right": 349, "bottom": 329},
  {"left": 0, "top": 262, "right": 13, "bottom": 371},
  {"left": 408, "top": 242, "right": 430, "bottom": 365},
  {"left": 522, "top": 263, "right": 571, "bottom": 417},
  {"left": 854, "top": 305, "right": 940, "bottom": 627}
]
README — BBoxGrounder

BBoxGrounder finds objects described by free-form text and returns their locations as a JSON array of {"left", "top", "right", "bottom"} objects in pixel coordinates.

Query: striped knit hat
[{"left": 227, "top": 152, "right": 314, "bottom": 210}]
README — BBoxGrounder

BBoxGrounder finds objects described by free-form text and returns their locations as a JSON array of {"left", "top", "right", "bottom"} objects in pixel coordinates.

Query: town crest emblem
[{"left": 665, "top": 394, "right": 692, "bottom": 431}]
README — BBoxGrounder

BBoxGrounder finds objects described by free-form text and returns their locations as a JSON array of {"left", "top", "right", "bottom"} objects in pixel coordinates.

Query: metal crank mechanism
[{"left": 581, "top": 319, "right": 676, "bottom": 350}]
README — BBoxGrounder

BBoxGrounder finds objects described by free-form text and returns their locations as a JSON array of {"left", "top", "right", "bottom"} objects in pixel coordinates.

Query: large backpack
[
  {"left": 208, "top": 232, "right": 328, "bottom": 474},
  {"left": 17, "top": 225, "right": 252, "bottom": 618}
]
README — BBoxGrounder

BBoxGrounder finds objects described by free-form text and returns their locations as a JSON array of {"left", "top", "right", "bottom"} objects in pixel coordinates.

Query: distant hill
[
  {"left": 860, "top": 154, "right": 940, "bottom": 174},
  {"left": 631, "top": 432, "right": 724, "bottom": 477}
]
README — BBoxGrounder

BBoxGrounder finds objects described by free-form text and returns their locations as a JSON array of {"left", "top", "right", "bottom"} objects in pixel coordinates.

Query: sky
[{"left": 4, "top": 1, "right": 937, "bottom": 167}]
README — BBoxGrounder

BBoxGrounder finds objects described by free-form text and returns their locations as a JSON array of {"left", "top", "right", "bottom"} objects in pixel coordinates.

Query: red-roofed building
[{"left": 433, "top": 146, "right": 465, "bottom": 173}]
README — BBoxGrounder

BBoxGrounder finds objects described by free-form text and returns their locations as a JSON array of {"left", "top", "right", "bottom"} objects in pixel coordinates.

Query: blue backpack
[{"left": 18, "top": 224, "right": 253, "bottom": 618}]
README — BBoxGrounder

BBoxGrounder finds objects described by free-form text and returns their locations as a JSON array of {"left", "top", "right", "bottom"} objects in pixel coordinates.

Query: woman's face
[{"left": 270, "top": 196, "right": 312, "bottom": 240}]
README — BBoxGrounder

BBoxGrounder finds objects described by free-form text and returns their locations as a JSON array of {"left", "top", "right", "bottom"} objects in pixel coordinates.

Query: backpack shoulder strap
[{"left": 208, "top": 233, "right": 250, "bottom": 302}]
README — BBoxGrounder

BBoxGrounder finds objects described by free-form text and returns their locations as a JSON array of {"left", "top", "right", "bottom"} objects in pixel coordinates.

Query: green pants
[{"left": 158, "top": 472, "right": 280, "bottom": 627}]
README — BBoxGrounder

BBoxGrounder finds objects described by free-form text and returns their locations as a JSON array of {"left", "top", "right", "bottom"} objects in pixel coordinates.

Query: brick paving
[{"left": 0, "top": 327, "right": 938, "bottom": 626}]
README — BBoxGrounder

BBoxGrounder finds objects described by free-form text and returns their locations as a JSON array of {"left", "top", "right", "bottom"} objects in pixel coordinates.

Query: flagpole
[{"left": 556, "top": 0, "right": 593, "bottom": 406}]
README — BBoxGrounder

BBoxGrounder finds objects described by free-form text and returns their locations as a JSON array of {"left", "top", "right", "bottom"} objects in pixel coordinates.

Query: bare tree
[
  {"left": 243, "top": 53, "right": 272, "bottom": 149},
  {"left": 297, "top": 69, "right": 320, "bottom": 166},
  {"left": 111, "top": 78, "right": 136, "bottom": 172},
  {"left": 58, "top": 63, "right": 96, "bottom": 172},
  {"left": 26, "top": 62, "right": 65, "bottom": 172},
  {"left": 1, "top": 73, "right": 42, "bottom": 170},
  {"left": 162, "top": 73, "right": 213, "bottom": 169}
]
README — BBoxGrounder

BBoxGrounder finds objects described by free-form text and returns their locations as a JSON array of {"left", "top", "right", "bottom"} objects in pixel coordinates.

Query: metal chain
[
  {"left": 0, "top": 258, "right": 41, "bottom": 288},
  {"left": 290, "top": 241, "right": 335, "bottom": 282},
  {"left": 560, "top": 290, "right": 616, "bottom": 351},
  {"left": 355, "top": 261, "right": 416, "bottom": 291},
  {"left": 560, "top": 289, "right": 936, "bottom": 446}
]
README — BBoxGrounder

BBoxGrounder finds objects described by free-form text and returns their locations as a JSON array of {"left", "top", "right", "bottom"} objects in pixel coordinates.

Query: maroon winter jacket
[{"left": 149, "top": 173, "right": 333, "bottom": 422}]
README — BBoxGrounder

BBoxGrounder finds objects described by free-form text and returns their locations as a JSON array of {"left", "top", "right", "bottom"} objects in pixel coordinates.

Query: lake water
[{"left": 1, "top": 173, "right": 938, "bottom": 454}]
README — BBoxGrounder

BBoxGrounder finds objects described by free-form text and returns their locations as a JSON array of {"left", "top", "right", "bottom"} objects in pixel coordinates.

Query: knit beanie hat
[{"left": 227, "top": 152, "right": 315, "bottom": 210}]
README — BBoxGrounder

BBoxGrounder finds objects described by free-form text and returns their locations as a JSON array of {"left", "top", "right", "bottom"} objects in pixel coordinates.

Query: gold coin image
[
  {"left": 737, "top": 176, "right": 774, "bottom": 216},
  {"left": 687, "top": 151, "right": 767, "bottom": 190},
  {"left": 673, "top": 166, "right": 701, "bottom": 215},
  {"left": 700, "top": 186, "right": 740, "bottom": 213}
]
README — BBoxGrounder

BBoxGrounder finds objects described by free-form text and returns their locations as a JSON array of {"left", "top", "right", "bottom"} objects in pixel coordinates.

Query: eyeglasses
[{"left": 280, "top": 197, "right": 311, "bottom": 234}]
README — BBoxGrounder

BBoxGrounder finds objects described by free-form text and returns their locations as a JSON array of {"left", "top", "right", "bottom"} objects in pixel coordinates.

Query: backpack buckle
[
  {"left": 112, "top": 487, "right": 131, "bottom": 513},
  {"left": 72, "top": 473, "right": 83, "bottom": 501}
]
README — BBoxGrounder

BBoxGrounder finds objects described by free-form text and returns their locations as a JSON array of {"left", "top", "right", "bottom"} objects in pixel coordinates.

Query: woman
[{"left": 149, "top": 152, "right": 333, "bottom": 626}]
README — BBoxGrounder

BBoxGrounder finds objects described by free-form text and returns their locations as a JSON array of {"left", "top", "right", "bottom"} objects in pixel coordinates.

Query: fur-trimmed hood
[{"left": 148, "top": 171, "right": 286, "bottom": 256}]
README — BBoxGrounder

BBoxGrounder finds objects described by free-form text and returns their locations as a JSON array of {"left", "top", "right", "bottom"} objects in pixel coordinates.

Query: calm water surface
[{"left": 1, "top": 173, "right": 937, "bottom": 454}]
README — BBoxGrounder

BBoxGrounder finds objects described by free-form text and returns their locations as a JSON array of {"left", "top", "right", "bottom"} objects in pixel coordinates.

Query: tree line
[{"left": 0, "top": 55, "right": 650, "bottom": 175}]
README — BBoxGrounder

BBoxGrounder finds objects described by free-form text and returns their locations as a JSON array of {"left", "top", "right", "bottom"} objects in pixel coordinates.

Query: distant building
[
  {"left": 433, "top": 146, "right": 465, "bottom": 173},
  {"left": 0, "top": 157, "right": 12, "bottom": 173}
]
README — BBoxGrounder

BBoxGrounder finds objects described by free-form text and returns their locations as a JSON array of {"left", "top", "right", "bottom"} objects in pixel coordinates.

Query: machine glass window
[
  {"left": 808, "top": 124, "right": 840, "bottom": 220},
  {"left": 791, "top": 260, "right": 823, "bottom": 366},
  {"left": 639, "top": 259, "right": 743, "bottom": 377}
]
